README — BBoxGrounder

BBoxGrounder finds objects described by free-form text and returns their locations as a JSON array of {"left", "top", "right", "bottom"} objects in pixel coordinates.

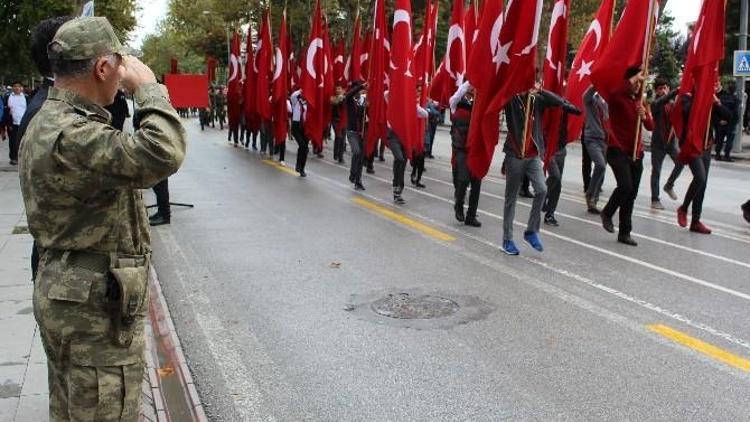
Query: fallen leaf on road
[
  {"left": 157, "top": 367, "right": 175, "bottom": 377},
  {"left": 329, "top": 262, "right": 342, "bottom": 269}
]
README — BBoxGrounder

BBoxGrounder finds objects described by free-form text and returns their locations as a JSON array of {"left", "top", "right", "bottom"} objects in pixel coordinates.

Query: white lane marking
[
  {"left": 315, "top": 157, "right": 750, "bottom": 302},
  {"left": 305, "top": 163, "right": 750, "bottom": 354},
  {"left": 413, "top": 171, "right": 750, "bottom": 270},
  {"left": 423, "top": 157, "right": 750, "bottom": 242},
  {"left": 158, "top": 229, "right": 277, "bottom": 422}
]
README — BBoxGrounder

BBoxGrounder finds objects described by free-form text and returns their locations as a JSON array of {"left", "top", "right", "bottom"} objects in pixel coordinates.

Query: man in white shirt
[
  {"left": 6, "top": 82, "right": 28, "bottom": 165},
  {"left": 290, "top": 89, "right": 309, "bottom": 177}
]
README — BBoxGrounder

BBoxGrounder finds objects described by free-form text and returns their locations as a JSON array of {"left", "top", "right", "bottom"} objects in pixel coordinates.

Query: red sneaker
[
  {"left": 690, "top": 221, "right": 712, "bottom": 234},
  {"left": 677, "top": 207, "right": 688, "bottom": 228}
]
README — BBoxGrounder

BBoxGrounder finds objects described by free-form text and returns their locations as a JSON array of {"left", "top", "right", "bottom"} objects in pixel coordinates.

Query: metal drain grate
[{"left": 370, "top": 293, "right": 459, "bottom": 320}]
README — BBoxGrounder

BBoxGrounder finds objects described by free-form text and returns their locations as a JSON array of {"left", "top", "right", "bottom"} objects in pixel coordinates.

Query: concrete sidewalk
[{"left": 0, "top": 141, "right": 164, "bottom": 421}]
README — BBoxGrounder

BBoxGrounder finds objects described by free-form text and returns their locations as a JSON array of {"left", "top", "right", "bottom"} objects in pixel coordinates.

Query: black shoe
[
  {"left": 354, "top": 182, "right": 366, "bottom": 191},
  {"left": 410, "top": 174, "right": 417, "bottom": 185},
  {"left": 299, "top": 170, "right": 307, "bottom": 177},
  {"left": 379, "top": 156, "right": 385, "bottom": 162},
  {"left": 338, "top": 159, "right": 345, "bottom": 164},
  {"left": 724, "top": 156, "right": 735, "bottom": 162},
  {"left": 742, "top": 201, "right": 750, "bottom": 224},
  {"left": 617, "top": 234, "right": 638, "bottom": 246},
  {"left": 148, "top": 212, "right": 161, "bottom": 222},
  {"left": 415, "top": 182, "right": 426, "bottom": 188},
  {"left": 149, "top": 214, "right": 171, "bottom": 226},
  {"left": 454, "top": 204, "right": 465, "bottom": 222},
  {"left": 349, "top": 175, "right": 355, "bottom": 183},
  {"left": 9, "top": 160, "right": 17, "bottom": 166},
  {"left": 519, "top": 190, "right": 534, "bottom": 199},
  {"left": 601, "top": 214, "right": 615, "bottom": 233},
  {"left": 394, "top": 196, "right": 405, "bottom": 205},
  {"left": 427, "top": 154, "right": 435, "bottom": 159},
  {"left": 366, "top": 167, "right": 375, "bottom": 174},
  {"left": 715, "top": 153, "right": 723, "bottom": 161},
  {"left": 464, "top": 216, "right": 482, "bottom": 227},
  {"left": 544, "top": 215, "right": 559, "bottom": 227}
]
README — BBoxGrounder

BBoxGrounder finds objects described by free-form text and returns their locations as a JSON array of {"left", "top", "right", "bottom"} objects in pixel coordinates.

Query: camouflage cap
[{"left": 47, "top": 17, "right": 139, "bottom": 61}]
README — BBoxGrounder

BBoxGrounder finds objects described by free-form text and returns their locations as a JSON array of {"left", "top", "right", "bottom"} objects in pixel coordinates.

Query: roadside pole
[{"left": 736, "top": 0, "right": 748, "bottom": 154}]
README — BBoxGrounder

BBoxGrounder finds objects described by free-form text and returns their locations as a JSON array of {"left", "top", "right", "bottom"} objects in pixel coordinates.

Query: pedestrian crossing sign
[{"left": 734, "top": 50, "right": 750, "bottom": 76}]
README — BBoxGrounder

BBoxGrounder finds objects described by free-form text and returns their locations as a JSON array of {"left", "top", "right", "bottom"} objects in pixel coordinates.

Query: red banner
[{"left": 165, "top": 74, "right": 209, "bottom": 108}]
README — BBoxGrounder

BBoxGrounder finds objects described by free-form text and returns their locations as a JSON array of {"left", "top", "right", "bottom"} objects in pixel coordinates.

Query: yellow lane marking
[
  {"left": 262, "top": 159, "right": 299, "bottom": 176},
  {"left": 352, "top": 197, "right": 456, "bottom": 242},
  {"left": 647, "top": 324, "right": 750, "bottom": 373}
]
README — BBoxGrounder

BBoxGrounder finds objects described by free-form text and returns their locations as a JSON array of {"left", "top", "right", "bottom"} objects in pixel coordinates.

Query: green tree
[
  {"left": 0, "top": 0, "right": 137, "bottom": 83},
  {"left": 651, "top": 9, "right": 681, "bottom": 84}
]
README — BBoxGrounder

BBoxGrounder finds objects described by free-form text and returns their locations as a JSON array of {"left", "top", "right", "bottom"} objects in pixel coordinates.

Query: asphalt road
[{"left": 149, "top": 119, "right": 750, "bottom": 421}]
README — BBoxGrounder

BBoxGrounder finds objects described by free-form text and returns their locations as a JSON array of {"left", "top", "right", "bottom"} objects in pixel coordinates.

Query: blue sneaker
[
  {"left": 502, "top": 240, "right": 520, "bottom": 256},
  {"left": 524, "top": 231, "right": 544, "bottom": 252}
]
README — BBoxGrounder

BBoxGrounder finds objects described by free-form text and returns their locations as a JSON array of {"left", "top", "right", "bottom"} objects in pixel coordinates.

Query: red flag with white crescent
[
  {"left": 256, "top": 10, "right": 273, "bottom": 121},
  {"left": 244, "top": 26, "right": 261, "bottom": 132},
  {"left": 591, "top": 0, "right": 657, "bottom": 103},
  {"left": 272, "top": 9, "right": 289, "bottom": 146},
  {"left": 346, "top": 14, "right": 363, "bottom": 83},
  {"left": 675, "top": 0, "right": 726, "bottom": 164},
  {"left": 365, "top": 0, "right": 388, "bottom": 155},
  {"left": 464, "top": 1, "right": 478, "bottom": 66},
  {"left": 565, "top": 0, "right": 615, "bottom": 143},
  {"left": 542, "top": 0, "right": 571, "bottom": 167},
  {"left": 227, "top": 32, "right": 242, "bottom": 129},
  {"left": 466, "top": 0, "right": 543, "bottom": 179},
  {"left": 388, "top": 0, "right": 418, "bottom": 159},
  {"left": 301, "top": 0, "right": 326, "bottom": 148},
  {"left": 430, "top": 0, "right": 465, "bottom": 107}
]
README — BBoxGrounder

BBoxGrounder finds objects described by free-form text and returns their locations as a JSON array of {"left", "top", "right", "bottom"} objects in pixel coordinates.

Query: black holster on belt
[{"left": 106, "top": 253, "right": 150, "bottom": 347}]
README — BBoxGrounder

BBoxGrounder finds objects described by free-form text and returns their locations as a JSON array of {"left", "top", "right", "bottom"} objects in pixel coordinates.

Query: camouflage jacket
[{"left": 19, "top": 84, "right": 186, "bottom": 256}]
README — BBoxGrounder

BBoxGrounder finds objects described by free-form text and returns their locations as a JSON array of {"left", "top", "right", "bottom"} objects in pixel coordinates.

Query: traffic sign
[{"left": 734, "top": 50, "right": 750, "bottom": 76}]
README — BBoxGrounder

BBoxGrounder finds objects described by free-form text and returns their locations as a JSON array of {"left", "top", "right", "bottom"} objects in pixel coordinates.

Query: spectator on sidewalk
[
  {"left": 19, "top": 17, "right": 186, "bottom": 421},
  {"left": 4, "top": 82, "right": 28, "bottom": 165},
  {"left": 714, "top": 80, "right": 740, "bottom": 162}
]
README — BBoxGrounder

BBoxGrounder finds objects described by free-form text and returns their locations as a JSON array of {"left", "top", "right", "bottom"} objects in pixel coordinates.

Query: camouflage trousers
[{"left": 33, "top": 251, "right": 147, "bottom": 421}]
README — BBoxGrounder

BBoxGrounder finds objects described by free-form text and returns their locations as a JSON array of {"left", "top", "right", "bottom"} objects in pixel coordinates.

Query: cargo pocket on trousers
[{"left": 47, "top": 260, "right": 95, "bottom": 303}]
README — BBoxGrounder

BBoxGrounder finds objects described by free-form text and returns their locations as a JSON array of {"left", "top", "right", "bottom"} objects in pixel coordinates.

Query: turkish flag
[
  {"left": 256, "top": 10, "right": 273, "bottom": 122},
  {"left": 322, "top": 19, "right": 336, "bottom": 138},
  {"left": 675, "top": 0, "right": 726, "bottom": 164},
  {"left": 388, "top": 0, "right": 418, "bottom": 160},
  {"left": 542, "top": 0, "right": 571, "bottom": 167},
  {"left": 464, "top": 2, "right": 478, "bottom": 66},
  {"left": 346, "top": 14, "right": 363, "bottom": 83},
  {"left": 301, "top": 0, "right": 326, "bottom": 148},
  {"left": 565, "top": 0, "right": 615, "bottom": 143},
  {"left": 361, "top": 31, "right": 372, "bottom": 80},
  {"left": 334, "top": 39, "right": 346, "bottom": 87},
  {"left": 430, "top": 0, "right": 465, "bottom": 107},
  {"left": 243, "top": 27, "right": 261, "bottom": 133},
  {"left": 466, "top": 0, "right": 543, "bottom": 179},
  {"left": 227, "top": 32, "right": 243, "bottom": 130},
  {"left": 591, "top": 0, "right": 658, "bottom": 103},
  {"left": 365, "top": 0, "right": 388, "bottom": 155},
  {"left": 272, "top": 9, "right": 290, "bottom": 146}
]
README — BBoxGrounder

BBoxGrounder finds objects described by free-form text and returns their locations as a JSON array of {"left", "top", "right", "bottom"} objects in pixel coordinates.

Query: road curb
[{"left": 147, "top": 266, "right": 208, "bottom": 422}]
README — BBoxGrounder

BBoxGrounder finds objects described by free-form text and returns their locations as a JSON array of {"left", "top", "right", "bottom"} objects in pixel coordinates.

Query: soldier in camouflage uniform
[{"left": 18, "top": 17, "right": 186, "bottom": 421}]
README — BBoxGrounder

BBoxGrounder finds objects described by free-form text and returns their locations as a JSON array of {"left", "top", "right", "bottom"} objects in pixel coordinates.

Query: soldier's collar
[{"left": 48, "top": 87, "right": 112, "bottom": 123}]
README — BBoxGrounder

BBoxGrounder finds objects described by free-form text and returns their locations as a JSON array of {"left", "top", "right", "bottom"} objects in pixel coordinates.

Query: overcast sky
[
  {"left": 129, "top": 0, "right": 169, "bottom": 49},
  {"left": 127, "top": 0, "right": 704, "bottom": 48},
  {"left": 665, "top": 0, "right": 702, "bottom": 34}
]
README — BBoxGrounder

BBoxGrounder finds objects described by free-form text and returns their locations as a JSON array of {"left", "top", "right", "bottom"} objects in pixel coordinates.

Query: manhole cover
[{"left": 371, "top": 293, "right": 459, "bottom": 320}]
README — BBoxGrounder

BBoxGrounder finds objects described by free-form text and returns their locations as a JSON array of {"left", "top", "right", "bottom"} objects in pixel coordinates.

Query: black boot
[
  {"left": 454, "top": 203, "right": 465, "bottom": 222},
  {"left": 464, "top": 215, "right": 481, "bottom": 227}
]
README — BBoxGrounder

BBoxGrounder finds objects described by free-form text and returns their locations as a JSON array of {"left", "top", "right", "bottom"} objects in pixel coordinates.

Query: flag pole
[
  {"left": 633, "top": 0, "right": 658, "bottom": 161},
  {"left": 521, "top": 94, "right": 534, "bottom": 159},
  {"left": 704, "top": 108, "right": 713, "bottom": 150}
]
